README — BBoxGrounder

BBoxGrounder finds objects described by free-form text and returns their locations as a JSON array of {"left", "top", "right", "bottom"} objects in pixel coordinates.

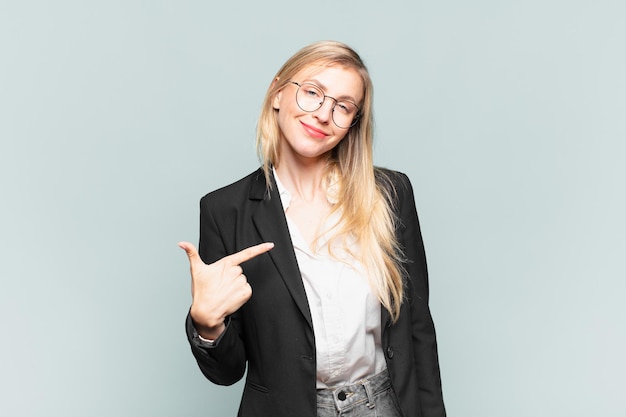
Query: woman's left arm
[{"left": 395, "top": 172, "right": 447, "bottom": 416}]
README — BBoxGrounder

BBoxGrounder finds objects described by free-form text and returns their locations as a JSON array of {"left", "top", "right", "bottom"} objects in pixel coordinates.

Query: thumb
[{"left": 178, "top": 241, "right": 202, "bottom": 268}]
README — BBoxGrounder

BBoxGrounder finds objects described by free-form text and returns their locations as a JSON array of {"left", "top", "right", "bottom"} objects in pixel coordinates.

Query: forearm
[{"left": 185, "top": 313, "right": 247, "bottom": 386}]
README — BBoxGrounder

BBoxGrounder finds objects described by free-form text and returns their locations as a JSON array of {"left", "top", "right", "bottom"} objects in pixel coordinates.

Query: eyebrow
[{"left": 303, "top": 78, "right": 359, "bottom": 103}]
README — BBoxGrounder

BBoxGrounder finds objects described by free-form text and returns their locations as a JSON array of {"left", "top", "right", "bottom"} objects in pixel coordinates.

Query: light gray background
[{"left": 1, "top": 1, "right": 624, "bottom": 416}]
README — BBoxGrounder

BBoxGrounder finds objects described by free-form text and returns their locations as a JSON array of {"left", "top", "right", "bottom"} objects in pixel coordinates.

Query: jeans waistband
[{"left": 316, "top": 369, "right": 392, "bottom": 410}]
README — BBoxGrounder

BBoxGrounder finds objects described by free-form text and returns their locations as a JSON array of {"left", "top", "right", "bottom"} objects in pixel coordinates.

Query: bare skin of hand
[{"left": 179, "top": 241, "right": 274, "bottom": 340}]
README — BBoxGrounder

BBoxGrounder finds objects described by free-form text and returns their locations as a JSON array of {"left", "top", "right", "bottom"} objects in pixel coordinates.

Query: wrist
[
  {"left": 195, "top": 321, "right": 226, "bottom": 340},
  {"left": 189, "top": 306, "right": 226, "bottom": 339}
]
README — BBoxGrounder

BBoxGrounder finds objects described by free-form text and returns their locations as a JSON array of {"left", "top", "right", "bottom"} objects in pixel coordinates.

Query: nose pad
[{"left": 312, "top": 98, "right": 334, "bottom": 122}]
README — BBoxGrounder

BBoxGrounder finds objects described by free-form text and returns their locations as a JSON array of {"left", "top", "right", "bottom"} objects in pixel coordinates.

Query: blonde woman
[{"left": 179, "top": 40, "right": 446, "bottom": 417}]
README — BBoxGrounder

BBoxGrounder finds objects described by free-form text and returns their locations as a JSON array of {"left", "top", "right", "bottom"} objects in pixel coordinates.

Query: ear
[{"left": 271, "top": 77, "right": 282, "bottom": 110}]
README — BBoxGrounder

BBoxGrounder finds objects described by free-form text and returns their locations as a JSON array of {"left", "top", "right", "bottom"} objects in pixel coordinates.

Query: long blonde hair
[{"left": 256, "top": 41, "right": 405, "bottom": 321}]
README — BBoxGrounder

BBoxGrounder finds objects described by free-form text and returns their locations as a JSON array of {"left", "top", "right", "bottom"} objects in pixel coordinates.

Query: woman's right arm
[{"left": 181, "top": 194, "right": 273, "bottom": 386}]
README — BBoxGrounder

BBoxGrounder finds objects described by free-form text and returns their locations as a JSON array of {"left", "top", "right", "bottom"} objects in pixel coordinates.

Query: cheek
[{"left": 330, "top": 133, "right": 350, "bottom": 150}]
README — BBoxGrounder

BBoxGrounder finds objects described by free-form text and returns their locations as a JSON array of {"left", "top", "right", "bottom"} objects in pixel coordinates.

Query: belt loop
[{"left": 362, "top": 379, "right": 376, "bottom": 409}]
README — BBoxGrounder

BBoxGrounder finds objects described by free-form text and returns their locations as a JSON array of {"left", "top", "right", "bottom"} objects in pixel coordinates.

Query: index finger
[{"left": 225, "top": 242, "right": 275, "bottom": 266}]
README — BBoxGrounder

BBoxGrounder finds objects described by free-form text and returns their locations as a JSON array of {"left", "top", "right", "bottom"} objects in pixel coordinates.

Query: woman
[{"left": 179, "top": 40, "right": 446, "bottom": 417}]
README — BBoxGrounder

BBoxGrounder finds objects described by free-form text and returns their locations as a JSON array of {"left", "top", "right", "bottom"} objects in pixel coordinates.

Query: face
[{"left": 272, "top": 65, "right": 364, "bottom": 165}]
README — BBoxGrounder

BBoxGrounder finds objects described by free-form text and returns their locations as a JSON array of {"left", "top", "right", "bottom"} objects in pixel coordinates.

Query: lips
[{"left": 300, "top": 121, "right": 328, "bottom": 139}]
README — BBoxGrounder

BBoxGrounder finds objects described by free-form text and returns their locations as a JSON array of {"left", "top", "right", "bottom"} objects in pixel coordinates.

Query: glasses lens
[
  {"left": 296, "top": 83, "right": 324, "bottom": 112},
  {"left": 332, "top": 101, "right": 359, "bottom": 129},
  {"left": 295, "top": 82, "right": 359, "bottom": 129}
]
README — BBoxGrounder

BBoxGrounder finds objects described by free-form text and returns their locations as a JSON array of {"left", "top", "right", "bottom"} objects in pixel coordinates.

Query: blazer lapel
[
  {"left": 249, "top": 170, "right": 313, "bottom": 329},
  {"left": 381, "top": 306, "right": 391, "bottom": 346}
]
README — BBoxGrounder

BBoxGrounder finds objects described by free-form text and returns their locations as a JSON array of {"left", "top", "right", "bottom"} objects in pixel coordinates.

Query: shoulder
[
  {"left": 374, "top": 167, "right": 414, "bottom": 207},
  {"left": 375, "top": 166, "right": 412, "bottom": 187},
  {"left": 200, "top": 168, "right": 267, "bottom": 206}
]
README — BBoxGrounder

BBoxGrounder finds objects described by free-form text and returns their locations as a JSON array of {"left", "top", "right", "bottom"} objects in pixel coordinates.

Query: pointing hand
[{"left": 179, "top": 241, "right": 274, "bottom": 340}]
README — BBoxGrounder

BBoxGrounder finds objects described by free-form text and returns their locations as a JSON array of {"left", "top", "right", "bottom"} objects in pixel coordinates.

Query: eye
[
  {"left": 303, "top": 85, "right": 322, "bottom": 98},
  {"left": 335, "top": 101, "right": 355, "bottom": 115}
]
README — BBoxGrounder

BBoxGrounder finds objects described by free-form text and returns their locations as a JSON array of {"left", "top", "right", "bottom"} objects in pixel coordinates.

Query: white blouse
[{"left": 273, "top": 170, "right": 386, "bottom": 388}]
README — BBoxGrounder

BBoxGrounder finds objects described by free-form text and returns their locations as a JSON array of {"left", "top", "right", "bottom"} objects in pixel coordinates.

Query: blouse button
[{"left": 386, "top": 346, "right": 394, "bottom": 359}]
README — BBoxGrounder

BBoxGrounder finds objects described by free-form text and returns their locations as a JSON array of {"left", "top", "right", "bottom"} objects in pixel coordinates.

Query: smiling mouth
[{"left": 300, "top": 121, "right": 327, "bottom": 138}]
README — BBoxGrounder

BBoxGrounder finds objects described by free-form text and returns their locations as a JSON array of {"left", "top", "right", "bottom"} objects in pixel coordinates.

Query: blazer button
[{"left": 386, "top": 346, "right": 394, "bottom": 359}]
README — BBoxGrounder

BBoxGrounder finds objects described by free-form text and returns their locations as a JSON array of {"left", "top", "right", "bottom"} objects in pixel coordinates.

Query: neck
[{"left": 275, "top": 157, "right": 328, "bottom": 203}]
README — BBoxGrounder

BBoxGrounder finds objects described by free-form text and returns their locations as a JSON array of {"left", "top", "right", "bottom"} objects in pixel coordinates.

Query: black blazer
[{"left": 186, "top": 168, "right": 446, "bottom": 417}]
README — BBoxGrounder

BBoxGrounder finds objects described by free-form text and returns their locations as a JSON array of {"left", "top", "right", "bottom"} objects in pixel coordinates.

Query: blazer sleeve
[
  {"left": 396, "top": 172, "right": 446, "bottom": 416},
  {"left": 184, "top": 193, "right": 247, "bottom": 386}
]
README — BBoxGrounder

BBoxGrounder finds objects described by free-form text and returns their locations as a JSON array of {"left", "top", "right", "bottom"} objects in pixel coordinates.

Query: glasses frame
[{"left": 289, "top": 81, "right": 361, "bottom": 129}]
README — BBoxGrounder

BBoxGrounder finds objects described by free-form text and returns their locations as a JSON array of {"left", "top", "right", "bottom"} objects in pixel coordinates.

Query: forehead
[{"left": 292, "top": 64, "right": 364, "bottom": 101}]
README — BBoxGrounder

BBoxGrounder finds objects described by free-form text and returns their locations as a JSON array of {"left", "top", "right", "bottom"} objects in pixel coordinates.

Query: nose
[{"left": 312, "top": 97, "right": 334, "bottom": 124}]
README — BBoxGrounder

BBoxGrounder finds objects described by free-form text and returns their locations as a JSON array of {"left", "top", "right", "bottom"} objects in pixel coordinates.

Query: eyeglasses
[{"left": 290, "top": 81, "right": 360, "bottom": 129}]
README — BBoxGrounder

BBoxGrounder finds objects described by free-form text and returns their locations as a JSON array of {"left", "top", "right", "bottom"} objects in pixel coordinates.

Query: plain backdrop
[{"left": 1, "top": 1, "right": 624, "bottom": 416}]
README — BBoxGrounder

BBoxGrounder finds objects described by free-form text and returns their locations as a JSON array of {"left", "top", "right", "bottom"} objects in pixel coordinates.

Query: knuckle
[{"left": 242, "top": 283, "right": 252, "bottom": 299}]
